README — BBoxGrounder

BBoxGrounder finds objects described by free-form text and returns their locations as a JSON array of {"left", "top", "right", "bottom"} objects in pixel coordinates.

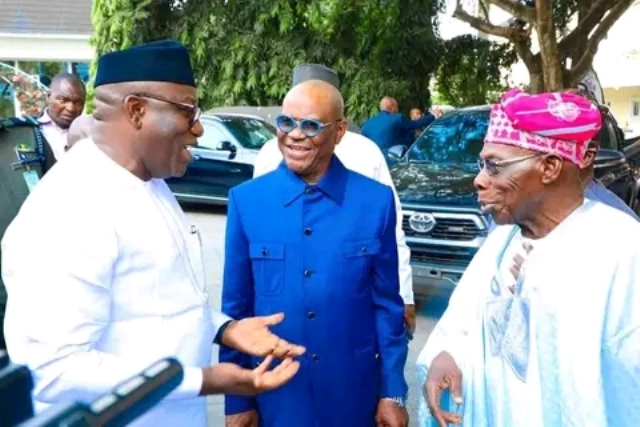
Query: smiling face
[
  {"left": 277, "top": 81, "right": 347, "bottom": 183},
  {"left": 124, "top": 82, "right": 204, "bottom": 179}
]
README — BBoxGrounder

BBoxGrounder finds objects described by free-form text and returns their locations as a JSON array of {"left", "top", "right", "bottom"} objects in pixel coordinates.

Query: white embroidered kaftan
[
  {"left": 417, "top": 200, "right": 640, "bottom": 426},
  {"left": 1, "top": 139, "right": 230, "bottom": 426}
]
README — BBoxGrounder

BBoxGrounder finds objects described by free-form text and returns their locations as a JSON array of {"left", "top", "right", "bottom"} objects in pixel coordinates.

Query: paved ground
[{"left": 184, "top": 204, "right": 449, "bottom": 426}]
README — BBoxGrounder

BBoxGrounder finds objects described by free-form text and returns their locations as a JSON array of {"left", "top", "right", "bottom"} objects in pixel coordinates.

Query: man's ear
[
  {"left": 122, "top": 95, "right": 146, "bottom": 129},
  {"left": 335, "top": 120, "right": 348, "bottom": 145},
  {"left": 581, "top": 150, "right": 597, "bottom": 169},
  {"left": 539, "top": 155, "right": 564, "bottom": 185}
]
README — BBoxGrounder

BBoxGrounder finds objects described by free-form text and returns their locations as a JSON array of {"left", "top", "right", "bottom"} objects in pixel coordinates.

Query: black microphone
[{"left": 18, "top": 358, "right": 184, "bottom": 427}]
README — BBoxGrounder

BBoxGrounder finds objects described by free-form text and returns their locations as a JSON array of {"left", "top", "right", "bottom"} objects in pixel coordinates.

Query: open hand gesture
[{"left": 222, "top": 313, "right": 306, "bottom": 358}]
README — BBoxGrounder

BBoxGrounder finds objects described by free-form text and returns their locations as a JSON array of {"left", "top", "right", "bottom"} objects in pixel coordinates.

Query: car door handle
[{"left": 230, "top": 168, "right": 241, "bottom": 173}]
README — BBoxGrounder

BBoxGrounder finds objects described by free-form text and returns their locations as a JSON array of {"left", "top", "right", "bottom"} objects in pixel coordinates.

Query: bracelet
[{"left": 382, "top": 397, "right": 407, "bottom": 408}]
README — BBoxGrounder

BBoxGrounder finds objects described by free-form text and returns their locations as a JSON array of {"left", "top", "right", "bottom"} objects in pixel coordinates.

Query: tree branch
[
  {"left": 452, "top": 0, "right": 524, "bottom": 39},
  {"left": 513, "top": 40, "right": 538, "bottom": 71},
  {"left": 478, "top": 0, "right": 490, "bottom": 22},
  {"left": 568, "top": 0, "right": 634, "bottom": 84},
  {"left": 485, "top": 0, "right": 537, "bottom": 23},
  {"left": 559, "top": 0, "right": 615, "bottom": 53},
  {"left": 577, "top": 0, "right": 592, "bottom": 21}
]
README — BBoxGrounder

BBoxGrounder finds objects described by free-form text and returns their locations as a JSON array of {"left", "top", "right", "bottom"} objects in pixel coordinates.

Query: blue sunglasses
[{"left": 275, "top": 113, "right": 340, "bottom": 138}]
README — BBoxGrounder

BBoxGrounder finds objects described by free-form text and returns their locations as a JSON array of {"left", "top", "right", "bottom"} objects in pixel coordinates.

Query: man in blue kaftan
[
  {"left": 221, "top": 80, "right": 409, "bottom": 427},
  {"left": 417, "top": 89, "right": 640, "bottom": 427}
]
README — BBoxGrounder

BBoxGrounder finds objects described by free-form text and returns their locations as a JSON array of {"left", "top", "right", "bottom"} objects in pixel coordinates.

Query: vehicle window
[
  {"left": 198, "top": 122, "right": 229, "bottom": 150},
  {"left": 596, "top": 115, "right": 620, "bottom": 151},
  {"left": 407, "top": 111, "right": 489, "bottom": 164},
  {"left": 219, "top": 117, "right": 276, "bottom": 150}
]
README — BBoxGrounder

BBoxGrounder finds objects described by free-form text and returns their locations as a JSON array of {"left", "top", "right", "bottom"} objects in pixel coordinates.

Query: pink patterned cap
[{"left": 484, "top": 89, "right": 603, "bottom": 167}]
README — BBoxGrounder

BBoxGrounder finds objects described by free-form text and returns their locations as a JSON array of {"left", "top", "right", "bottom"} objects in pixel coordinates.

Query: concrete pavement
[{"left": 185, "top": 205, "right": 447, "bottom": 426}]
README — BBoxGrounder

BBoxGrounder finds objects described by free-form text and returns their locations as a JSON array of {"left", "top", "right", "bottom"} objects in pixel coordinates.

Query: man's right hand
[
  {"left": 225, "top": 409, "right": 258, "bottom": 427},
  {"left": 424, "top": 351, "right": 463, "bottom": 427},
  {"left": 201, "top": 356, "right": 300, "bottom": 396}
]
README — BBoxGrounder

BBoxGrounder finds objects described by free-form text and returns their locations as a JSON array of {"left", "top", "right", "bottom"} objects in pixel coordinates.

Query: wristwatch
[{"left": 382, "top": 397, "right": 407, "bottom": 408}]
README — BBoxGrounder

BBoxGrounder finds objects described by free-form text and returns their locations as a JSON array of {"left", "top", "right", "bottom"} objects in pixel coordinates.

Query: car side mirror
[
  {"left": 216, "top": 141, "right": 236, "bottom": 152},
  {"left": 387, "top": 144, "right": 405, "bottom": 161}
]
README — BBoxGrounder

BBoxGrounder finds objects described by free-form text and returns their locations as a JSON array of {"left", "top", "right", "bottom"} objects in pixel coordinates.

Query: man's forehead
[
  {"left": 51, "top": 79, "right": 85, "bottom": 96},
  {"left": 149, "top": 81, "right": 197, "bottom": 101},
  {"left": 282, "top": 96, "right": 326, "bottom": 120}
]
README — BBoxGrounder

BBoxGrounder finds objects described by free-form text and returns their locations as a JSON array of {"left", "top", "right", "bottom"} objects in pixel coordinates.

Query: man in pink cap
[{"left": 417, "top": 89, "right": 640, "bottom": 426}]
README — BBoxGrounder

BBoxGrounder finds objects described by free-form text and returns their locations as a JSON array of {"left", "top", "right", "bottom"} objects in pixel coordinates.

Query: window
[
  {"left": 406, "top": 111, "right": 489, "bottom": 164},
  {"left": 198, "top": 122, "right": 229, "bottom": 150},
  {"left": 219, "top": 117, "right": 276, "bottom": 150},
  {"left": 631, "top": 99, "right": 640, "bottom": 118}
]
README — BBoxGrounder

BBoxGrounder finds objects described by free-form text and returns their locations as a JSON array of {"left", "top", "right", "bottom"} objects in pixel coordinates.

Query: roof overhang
[{"left": 0, "top": 33, "right": 94, "bottom": 62}]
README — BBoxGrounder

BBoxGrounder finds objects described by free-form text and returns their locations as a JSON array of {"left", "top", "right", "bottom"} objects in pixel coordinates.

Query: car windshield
[
  {"left": 218, "top": 117, "right": 276, "bottom": 150},
  {"left": 406, "top": 110, "right": 489, "bottom": 164}
]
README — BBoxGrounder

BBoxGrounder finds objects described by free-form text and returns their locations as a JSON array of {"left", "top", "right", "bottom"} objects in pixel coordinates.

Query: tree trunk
[
  {"left": 535, "top": 0, "right": 563, "bottom": 92},
  {"left": 528, "top": 72, "right": 544, "bottom": 94}
]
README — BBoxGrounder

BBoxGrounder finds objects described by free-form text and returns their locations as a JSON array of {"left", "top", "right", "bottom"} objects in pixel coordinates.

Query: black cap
[
  {"left": 94, "top": 40, "right": 196, "bottom": 88},
  {"left": 292, "top": 64, "right": 340, "bottom": 89}
]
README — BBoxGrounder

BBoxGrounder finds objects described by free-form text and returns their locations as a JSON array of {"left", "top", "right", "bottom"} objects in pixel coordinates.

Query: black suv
[{"left": 388, "top": 105, "right": 640, "bottom": 299}]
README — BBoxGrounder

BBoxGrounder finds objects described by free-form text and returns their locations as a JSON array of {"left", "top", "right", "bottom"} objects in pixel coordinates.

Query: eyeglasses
[
  {"left": 275, "top": 113, "right": 341, "bottom": 138},
  {"left": 132, "top": 93, "right": 202, "bottom": 127},
  {"left": 477, "top": 153, "right": 542, "bottom": 176}
]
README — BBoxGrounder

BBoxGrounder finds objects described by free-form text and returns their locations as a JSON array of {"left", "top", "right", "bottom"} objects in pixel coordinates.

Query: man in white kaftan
[
  {"left": 2, "top": 40, "right": 303, "bottom": 427},
  {"left": 3, "top": 140, "right": 222, "bottom": 423},
  {"left": 418, "top": 88, "right": 640, "bottom": 426},
  {"left": 418, "top": 205, "right": 640, "bottom": 426}
]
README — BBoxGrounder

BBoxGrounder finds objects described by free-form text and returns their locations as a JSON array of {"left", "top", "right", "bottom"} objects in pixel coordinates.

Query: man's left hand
[
  {"left": 404, "top": 305, "right": 416, "bottom": 334},
  {"left": 375, "top": 399, "right": 409, "bottom": 427},
  {"left": 222, "top": 313, "right": 306, "bottom": 358}
]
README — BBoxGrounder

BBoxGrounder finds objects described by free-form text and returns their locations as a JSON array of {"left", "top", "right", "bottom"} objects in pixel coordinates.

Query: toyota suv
[{"left": 388, "top": 105, "right": 640, "bottom": 299}]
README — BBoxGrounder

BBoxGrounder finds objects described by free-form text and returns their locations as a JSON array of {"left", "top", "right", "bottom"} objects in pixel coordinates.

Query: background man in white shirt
[
  {"left": 37, "top": 72, "right": 86, "bottom": 161},
  {"left": 253, "top": 64, "right": 416, "bottom": 334}
]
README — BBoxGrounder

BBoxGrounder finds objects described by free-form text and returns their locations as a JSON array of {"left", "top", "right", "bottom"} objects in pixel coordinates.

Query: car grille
[
  {"left": 402, "top": 216, "right": 483, "bottom": 241},
  {"left": 409, "top": 243, "right": 477, "bottom": 266}
]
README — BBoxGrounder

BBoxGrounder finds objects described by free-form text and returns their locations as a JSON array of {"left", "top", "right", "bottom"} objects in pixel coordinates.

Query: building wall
[
  {"left": 0, "top": 34, "right": 94, "bottom": 62},
  {"left": 604, "top": 86, "right": 640, "bottom": 131}
]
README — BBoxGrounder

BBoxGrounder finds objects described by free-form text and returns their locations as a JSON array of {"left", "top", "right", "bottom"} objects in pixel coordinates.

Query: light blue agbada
[{"left": 417, "top": 200, "right": 640, "bottom": 426}]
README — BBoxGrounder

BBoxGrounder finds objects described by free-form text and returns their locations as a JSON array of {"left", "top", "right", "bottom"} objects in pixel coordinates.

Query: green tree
[
  {"left": 433, "top": 34, "right": 517, "bottom": 106},
  {"left": 87, "top": 0, "right": 177, "bottom": 111},
  {"left": 450, "top": 0, "right": 635, "bottom": 92},
  {"left": 89, "top": 0, "right": 444, "bottom": 123}
]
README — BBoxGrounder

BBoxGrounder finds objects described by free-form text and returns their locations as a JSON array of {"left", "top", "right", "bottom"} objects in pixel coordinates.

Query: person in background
[
  {"left": 418, "top": 88, "right": 640, "bottom": 427},
  {"left": 2, "top": 40, "right": 303, "bottom": 427},
  {"left": 66, "top": 114, "right": 94, "bottom": 151},
  {"left": 253, "top": 64, "right": 416, "bottom": 336},
  {"left": 410, "top": 108, "right": 424, "bottom": 121},
  {"left": 222, "top": 79, "right": 409, "bottom": 427},
  {"left": 38, "top": 72, "right": 86, "bottom": 161},
  {"left": 410, "top": 108, "right": 426, "bottom": 139},
  {"left": 362, "top": 97, "right": 435, "bottom": 159}
]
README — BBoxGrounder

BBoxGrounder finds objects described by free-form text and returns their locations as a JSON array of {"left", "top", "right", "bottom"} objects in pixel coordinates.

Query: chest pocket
[
  {"left": 249, "top": 243, "right": 286, "bottom": 296},
  {"left": 342, "top": 239, "right": 381, "bottom": 284}
]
